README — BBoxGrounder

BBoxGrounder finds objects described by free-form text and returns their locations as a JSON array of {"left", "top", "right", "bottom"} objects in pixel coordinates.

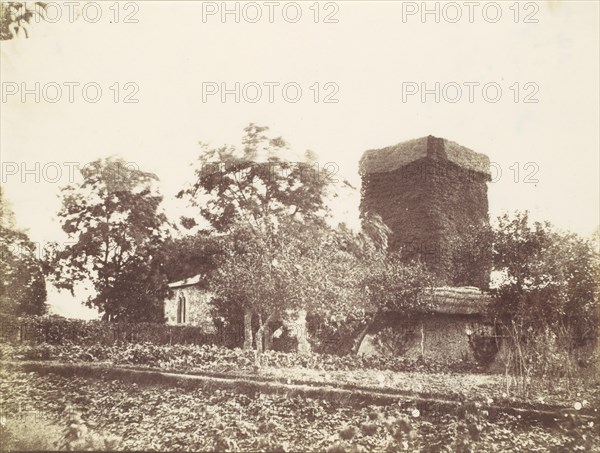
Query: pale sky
[{"left": 1, "top": 1, "right": 598, "bottom": 318}]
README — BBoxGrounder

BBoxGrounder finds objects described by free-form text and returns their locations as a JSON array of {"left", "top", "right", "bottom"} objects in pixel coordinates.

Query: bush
[
  {"left": 307, "top": 311, "right": 373, "bottom": 355},
  {"left": 495, "top": 321, "right": 599, "bottom": 396},
  {"left": 2, "top": 315, "right": 218, "bottom": 347},
  {"left": 5, "top": 341, "right": 483, "bottom": 374}
]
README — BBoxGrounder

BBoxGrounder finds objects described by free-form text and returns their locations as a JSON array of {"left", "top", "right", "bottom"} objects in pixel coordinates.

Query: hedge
[{"left": 0, "top": 316, "right": 241, "bottom": 346}]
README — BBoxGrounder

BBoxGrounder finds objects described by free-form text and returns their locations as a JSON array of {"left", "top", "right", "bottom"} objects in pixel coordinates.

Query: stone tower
[{"left": 359, "top": 135, "right": 491, "bottom": 288}]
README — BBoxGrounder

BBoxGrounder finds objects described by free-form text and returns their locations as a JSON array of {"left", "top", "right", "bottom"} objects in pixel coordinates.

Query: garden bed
[
  {"left": 1, "top": 366, "right": 598, "bottom": 452},
  {"left": 2, "top": 342, "right": 598, "bottom": 410}
]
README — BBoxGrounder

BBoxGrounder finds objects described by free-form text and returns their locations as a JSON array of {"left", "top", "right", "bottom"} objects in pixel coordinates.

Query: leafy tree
[
  {"left": 447, "top": 221, "right": 493, "bottom": 289},
  {"left": 45, "top": 158, "right": 170, "bottom": 322},
  {"left": 0, "top": 2, "right": 49, "bottom": 40},
  {"left": 156, "top": 231, "right": 224, "bottom": 283},
  {"left": 354, "top": 240, "right": 436, "bottom": 354},
  {"left": 177, "top": 123, "right": 332, "bottom": 233},
  {"left": 0, "top": 186, "right": 47, "bottom": 316},
  {"left": 491, "top": 211, "right": 599, "bottom": 342},
  {"left": 211, "top": 218, "right": 367, "bottom": 361},
  {"left": 179, "top": 124, "right": 338, "bottom": 350},
  {"left": 363, "top": 254, "right": 435, "bottom": 315}
]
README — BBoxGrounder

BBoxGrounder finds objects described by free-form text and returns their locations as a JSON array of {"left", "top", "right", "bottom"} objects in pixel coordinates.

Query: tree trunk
[
  {"left": 264, "top": 323, "right": 273, "bottom": 351},
  {"left": 295, "top": 310, "right": 311, "bottom": 355},
  {"left": 243, "top": 309, "right": 253, "bottom": 350},
  {"left": 255, "top": 318, "right": 263, "bottom": 368},
  {"left": 352, "top": 323, "right": 371, "bottom": 355},
  {"left": 254, "top": 314, "right": 274, "bottom": 368},
  {"left": 352, "top": 314, "right": 378, "bottom": 355},
  {"left": 420, "top": 321, "right": 425, "bottom": 357}
]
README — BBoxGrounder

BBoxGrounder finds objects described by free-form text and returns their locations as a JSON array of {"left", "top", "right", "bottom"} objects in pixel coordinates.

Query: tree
[
  {"left": 177, "top": 123, "right": 332, "bottom": 233},
  {"left": 447, "top": 221, "right": 493, "bottom": 289},
  {"left": 363, "top": 254, "right": 435, "bottom": 315},
  {"left": 46, "top": 158, "right": 170, "bottom": 322},
  {"left": 0, "top": 2, "right": 49, "bottom": 40},
  {"left": 157, "top": 231, "right": 224, "bottom": 284},
  {"left": 211, "top": 218, "right": 367, "bottom": 362},
  {"left": 491, "top": 211, "right": 599, "bottom": 342},
  {"left": 178, "top": 124, "right": 338, "bottom": 351},
  {"left": 356, "top": 228, "right": 436, "bottom": 354},
  {"left": 0, "top": 186, "right": 47, "bottom": 317},
  {"left": 300, "top": 214, "right": 437, "bottom": 355}
]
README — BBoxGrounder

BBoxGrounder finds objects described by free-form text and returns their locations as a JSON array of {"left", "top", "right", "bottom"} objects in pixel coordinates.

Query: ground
[
  {"left": 1, "top": 367, "right": 598, "bottom": 452},
  {"left": 1, "top": 343, "right": 599, "bottom": 452}
]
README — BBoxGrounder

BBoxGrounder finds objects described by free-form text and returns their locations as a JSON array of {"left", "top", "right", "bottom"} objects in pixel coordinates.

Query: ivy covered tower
[{"left": 359, "top": 135, "right": 492, "bottom": 288}]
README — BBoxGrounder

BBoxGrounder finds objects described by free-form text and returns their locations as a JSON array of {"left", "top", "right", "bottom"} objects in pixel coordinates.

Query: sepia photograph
[{"left": 0, "top": 1, "right": 599, "bottom": 451}]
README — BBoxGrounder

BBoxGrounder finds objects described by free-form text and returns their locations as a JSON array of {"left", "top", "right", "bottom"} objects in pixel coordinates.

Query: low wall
[{"left": 359, "top": 314, "right": 494, "bottom": 363}]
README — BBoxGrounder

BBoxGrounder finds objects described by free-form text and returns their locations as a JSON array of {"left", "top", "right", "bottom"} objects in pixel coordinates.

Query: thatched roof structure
[
  {"left": 359, "top": 135, "right": 491, "bottom": 178},
  {"left": 420, "top": 286, "right": 492, "bottom": 315}
]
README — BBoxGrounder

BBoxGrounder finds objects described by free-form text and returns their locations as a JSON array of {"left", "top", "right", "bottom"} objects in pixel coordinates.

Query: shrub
[
  {"left": 495, "top": 321, "right": 599, "bottom": 396},
  {"left": 307, "top": 311, "right": 373, "bottom": 355},
  {"left": 3, "top": 315, "right": 218, "bottom": 347}
]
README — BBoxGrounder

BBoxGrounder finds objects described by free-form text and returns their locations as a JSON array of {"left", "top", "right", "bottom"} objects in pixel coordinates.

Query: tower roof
[{"left": 359, "top": 135, "right": 491, "bottom": 177}]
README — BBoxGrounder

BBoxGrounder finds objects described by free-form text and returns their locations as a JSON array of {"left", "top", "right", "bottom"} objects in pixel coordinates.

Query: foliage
[
  {"left": 157, "top": 231, "right": 224, "bottom": 283},
  {"left": 177, "top": 124, "right": 365, "bottom": 357},
  {"left": 58, "top": 407, "right": 122, "bottom": 451},
  {"left": 3, "top": 367, "right": 598, "bottom": 452},
  {"left": 178, "top": 124, "right": 346, "bottom": 357},
  {"left": 211, "top": 219, "right": 370, "bottom": 358},
  {"left": 3, "top": 340, "right": 484, "bottom": 375},
  {"left": 371, "top": 325, "right": 419, "bottom": 357},
  {"left": 45, "top": 158, "right": 171, "bottom": 322},
  {"left": 467, "top": 330, "right": 500, "bottom": 368},
  {"left": 362, "top": 253, "right": 436, "bottom": 315},
  {"left": 447, "top": 221, "right": 493, "bottom": 289},
  {"left": 495, "top": 321, "right": 598, "bottom": 397},
  {"left": 2, "top": 315, "right": 218, "bottom": 346},
  {"left": 307, "top": 310, "right": 374, "bottom": 355},
  {"left": 0, "top": 186, "right": 47, "bottom": 317},
  {"left": 177, "top": 123, "right": 332, "bottom": 233},
  {"left": 489, "top": 211, "right": 599, "bottom": 395},
  {"left": 491, "top": 211, "right": 599, "bottom": 342},
  {"left": 0, "top": 1, "right": 48, "bottom": 40}
]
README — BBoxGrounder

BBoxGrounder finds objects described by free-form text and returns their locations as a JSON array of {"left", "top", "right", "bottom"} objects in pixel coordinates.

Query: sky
[{"left": 1, "top": 1, "right": 599, "bottom": 319}]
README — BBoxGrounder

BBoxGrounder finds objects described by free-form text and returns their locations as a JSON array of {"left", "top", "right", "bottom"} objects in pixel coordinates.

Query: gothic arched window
[{"left": 177, "top": 292, "right": 186, "bottom": 324}]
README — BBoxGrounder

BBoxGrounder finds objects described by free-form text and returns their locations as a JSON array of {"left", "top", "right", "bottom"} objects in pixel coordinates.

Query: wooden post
[{"left": 420, "top": 320, "right": 425, "bottom": 357}]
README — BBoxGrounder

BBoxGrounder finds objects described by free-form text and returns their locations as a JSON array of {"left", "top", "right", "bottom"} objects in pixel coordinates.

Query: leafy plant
[
  {"left": 0, "top": 187, "right": 47, "bottom": 317},
  {"left": 44, "top": 158, "right": 171, "bottom": 322}
]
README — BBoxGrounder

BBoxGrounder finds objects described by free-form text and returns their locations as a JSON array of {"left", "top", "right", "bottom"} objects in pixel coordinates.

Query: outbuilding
[
  {"left": 358, "top": 286, "right": 495, "bottom": 363},
  {"left": 164, "top": 274, "right": 215, "bottom": 332}
]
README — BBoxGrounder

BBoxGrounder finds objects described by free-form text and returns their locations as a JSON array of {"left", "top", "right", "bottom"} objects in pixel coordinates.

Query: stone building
[
  {"left": 164, "top": 274, "right": 215, "bottom": 331},
  {"left": 359, "top": 135, "right": 492, "bottom": 288},
  {"left": 358, "top": 136, "right": 497, "bottom": 364},
  {"left": 358, "top": 286, "right": 494, "bottom": 362},
  {"left": 163, "top": 275, "right": 309, "bottom": 351}
]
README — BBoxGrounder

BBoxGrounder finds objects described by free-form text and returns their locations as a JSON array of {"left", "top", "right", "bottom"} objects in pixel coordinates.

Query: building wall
[
  {"left": 164, "top": 286, "right": 215, "bottom": 332},
  {"left": 360, "top": 137, "right": 491, "bottom": 288},
  {"left": 359, "top": 315, "right": 492, "bottom": 363}
]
